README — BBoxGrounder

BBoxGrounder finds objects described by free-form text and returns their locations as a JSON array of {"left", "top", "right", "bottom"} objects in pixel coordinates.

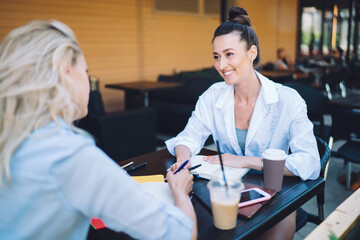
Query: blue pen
[{"left": 174, "top": 159, "right": 189, "bottom": 174}]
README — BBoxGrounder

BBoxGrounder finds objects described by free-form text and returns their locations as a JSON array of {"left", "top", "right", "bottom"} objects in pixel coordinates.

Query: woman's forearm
[
  {"left": 284, "top": 167, "right": 296, "bottom": 177},
  {"left": 243, "top": 156, "right": 296, "bottom": 176},
  {"left": 172, "top": 190, "right": 197, "bottom": 240},
  {"left": 243, "top": 156, "right": 262, "bottom": 171},
  {"left": 174, "top": 145, "right": 191, "bottom": 163}
]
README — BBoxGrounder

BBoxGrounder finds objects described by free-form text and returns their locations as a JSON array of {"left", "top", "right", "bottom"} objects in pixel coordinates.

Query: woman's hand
[
  {"left": 170, "top": 160, "right": 191, "bottom": 172},
  {"left": 166, "top": 168, "right": 193, "bottom": 195},
  {"left": 204, "top": 153, "right": 245, "bottom": 168},
  {"left": 171, "top": 145, "right": 192, "bottom": 171},
  {"left": 206, "top": 154, "right": 263, "bottom": 171}
]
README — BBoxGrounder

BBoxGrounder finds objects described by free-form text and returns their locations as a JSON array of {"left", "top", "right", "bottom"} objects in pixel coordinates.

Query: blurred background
[
  {"left": 1, "top": 1, "right": 360, "bottom": 238},
  {"left": 0, "top": 0, "right": 329, "bottom": 112}
]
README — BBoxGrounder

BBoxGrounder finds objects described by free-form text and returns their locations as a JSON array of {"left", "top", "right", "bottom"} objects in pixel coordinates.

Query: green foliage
[
  {"left": 329, "top": 231, "right": 339, "bottom": 240},
  {"left": 301, "top": 31, "right": 321, "bottom": 46}
]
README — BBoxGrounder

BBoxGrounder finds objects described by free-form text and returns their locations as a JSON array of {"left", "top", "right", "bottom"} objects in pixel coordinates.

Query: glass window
[
  {"left": 301, "top": 7, "right": 322, "bottom": 56},
  {"left": 298, "top": 0, "right": 360, "bottom": 61}
]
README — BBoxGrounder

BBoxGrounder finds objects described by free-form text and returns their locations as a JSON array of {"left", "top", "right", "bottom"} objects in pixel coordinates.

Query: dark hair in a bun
[
  {"left": 213, "top": 6, "right": 260, "bottom": 66},
  {"left": 228, "top": 7, "right": 251, "bottom": 26}
]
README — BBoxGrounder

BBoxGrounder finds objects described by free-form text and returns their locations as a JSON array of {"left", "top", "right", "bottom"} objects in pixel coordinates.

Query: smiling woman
[
  {"left": 212, "top": 7, "right": 260, "bottom": 66},
  {"left": 166, "top": 6, "right": 321, "bottom": 240}
]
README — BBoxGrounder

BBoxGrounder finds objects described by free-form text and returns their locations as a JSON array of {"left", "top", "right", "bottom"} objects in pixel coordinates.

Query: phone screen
[{"left": 239, "top": 189, "right": 266, "bottom": 203}]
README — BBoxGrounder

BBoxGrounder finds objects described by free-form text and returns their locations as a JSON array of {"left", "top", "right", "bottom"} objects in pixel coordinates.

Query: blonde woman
[{"left": 0, "top": 20, "right": 196, "bottom": 240}]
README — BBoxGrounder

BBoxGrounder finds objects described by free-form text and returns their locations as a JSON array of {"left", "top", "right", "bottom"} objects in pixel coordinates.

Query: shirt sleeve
[
  {"left": 285, "top": 99, "right": 321, "bottom": 180},
  {"left": 166, "top": 94, "right": 212, "bottom": 156},
  {"left": 50, "top": 135, "right": 193, "bottom": 240}
]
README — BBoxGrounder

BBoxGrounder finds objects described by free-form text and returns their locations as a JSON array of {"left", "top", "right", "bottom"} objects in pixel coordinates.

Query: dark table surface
[
  {"left": 330, "top": 91, "right": 360, "bottom": 110},
  {"left": 105, "top": 81, "right": 182, "bottom": 92},
  {"left": 258, "top": 70, "right": 296, "bottom": 78},
  {"left": 88, "top": 149, "right": 325, "bottom": 240}
]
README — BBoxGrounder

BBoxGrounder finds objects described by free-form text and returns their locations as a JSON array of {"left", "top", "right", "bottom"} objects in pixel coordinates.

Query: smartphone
[{"left": 238, "top": 188, "right": 271, "bottom": 208}]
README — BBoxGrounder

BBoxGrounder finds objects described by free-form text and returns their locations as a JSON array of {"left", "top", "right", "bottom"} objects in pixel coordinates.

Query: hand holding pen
[
  {"left": 173, "top": 160, "right": 189, "bottom": 174},
  {"left": 166, "top": 161, "right": 194, "bottom": 195},
  {"left": 170, "top": 159, "right": 191, "bottom": 172},
  {"left": 165, "top": 162, "right": 201, "bottom": 181}
]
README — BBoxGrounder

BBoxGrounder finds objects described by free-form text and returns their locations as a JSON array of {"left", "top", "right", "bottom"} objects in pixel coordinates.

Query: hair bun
[{"left": 228, "top": 6, "right": 251, "bottom": 27}]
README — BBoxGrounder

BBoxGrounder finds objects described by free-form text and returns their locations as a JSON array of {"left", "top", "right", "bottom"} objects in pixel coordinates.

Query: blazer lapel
[
  {"left": 246, "top": 71, "right": 279, "bottom": 147},
  {"left": 246, "top": 89, "right": 268, "bottom": 146},
  {"left": 215, "top": 85, "right": 242, "bottom": 154}
]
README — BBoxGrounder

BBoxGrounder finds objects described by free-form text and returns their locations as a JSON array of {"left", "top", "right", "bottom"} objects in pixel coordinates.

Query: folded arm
[{"left": 205, "top": 154, "right": 296, "bottom": 176}]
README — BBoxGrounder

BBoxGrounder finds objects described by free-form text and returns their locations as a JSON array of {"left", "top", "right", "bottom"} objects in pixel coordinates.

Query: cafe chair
[
  {"left": 261, "top": 62, "right": 275, "bottom": 71},
  {"left": 329, "top": 108, "right": 360, "bottom": 189},
  {"left": 283, "top": 82, "right": 331, "bottom": 143},
  {"left": 76, "top": 90, "right": 157, "bottom": 162},
  {"left": 296, "top": 136, "right": 331, "bottom": 232},
  {"left": 321, "top": 66, "right": 350, "bottom": 100}
]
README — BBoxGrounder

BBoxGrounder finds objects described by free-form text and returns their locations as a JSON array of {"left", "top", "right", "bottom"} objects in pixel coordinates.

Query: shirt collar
[
  {"left": 215, "top": 70, "right": 279, "bottom": 110},
  {"left": 214, "top": 83, "right": 233, "bottom": 110},
  {"left": 255, "top": 70, "right": 279, "bottom": 105}
]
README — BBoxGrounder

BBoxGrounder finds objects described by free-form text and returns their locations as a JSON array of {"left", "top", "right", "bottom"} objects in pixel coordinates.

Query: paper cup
[{"left": 262, "top": 149, "right": 287, "bottom": 192}]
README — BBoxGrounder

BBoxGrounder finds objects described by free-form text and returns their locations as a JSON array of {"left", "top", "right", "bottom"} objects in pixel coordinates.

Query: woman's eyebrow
[
  {"left": 213, "top": 48, "right": 235, "bottom": 55},
  {"left": 223, "top": 48, "right": 235, "bottom": 52}
]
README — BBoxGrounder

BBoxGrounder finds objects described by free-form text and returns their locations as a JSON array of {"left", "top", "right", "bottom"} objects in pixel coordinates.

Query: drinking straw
[{"left": 216, "top": 140, "right": 228, "bottom": 192}]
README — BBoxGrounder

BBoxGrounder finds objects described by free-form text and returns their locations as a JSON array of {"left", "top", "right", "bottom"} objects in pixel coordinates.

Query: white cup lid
[{"left": 262, "top": 149, "right": 287, "bottom": 160}]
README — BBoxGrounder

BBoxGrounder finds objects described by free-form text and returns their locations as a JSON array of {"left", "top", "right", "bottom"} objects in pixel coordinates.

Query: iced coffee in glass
[{"left": 207, "top": 169, "right": 244, "bottom": 230}]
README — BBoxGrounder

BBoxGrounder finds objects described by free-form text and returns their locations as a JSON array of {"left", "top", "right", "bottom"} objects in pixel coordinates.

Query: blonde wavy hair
[{"left": 0, "top": 20, "right": 83, "bottom": 188}]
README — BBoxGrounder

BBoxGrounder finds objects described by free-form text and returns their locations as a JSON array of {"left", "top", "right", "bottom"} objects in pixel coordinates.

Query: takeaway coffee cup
[
  {"left": 207, "top": 168, "right": 244, "bottom": 230},
  {"left": 262, "top": 149, "right": 287, "bottom": 192}
]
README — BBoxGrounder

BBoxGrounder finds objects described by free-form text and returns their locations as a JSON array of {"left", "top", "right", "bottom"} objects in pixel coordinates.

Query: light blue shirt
[
  {"left": 0, "top": 119, "right": 192, "bottom": 240},
  {"left": 166, "top": 71, "right": 320, "bottom": 180},
  {"left": 236, "top": 128, "right": 248, "bottom": 154}
]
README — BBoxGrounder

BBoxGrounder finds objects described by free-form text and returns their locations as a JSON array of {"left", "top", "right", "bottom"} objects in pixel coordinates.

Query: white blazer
[{"left": 166, "top": 71, "right": 320, "bottom": 180}]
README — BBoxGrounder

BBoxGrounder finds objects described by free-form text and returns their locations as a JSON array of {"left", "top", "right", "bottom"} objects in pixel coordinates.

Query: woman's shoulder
[
  {"left": 258, "top": 74, "right": 302, "bottom": 102},
  {"left": 276, "top": 83, "right": 302, "bottom": 98},
  {"left": 201, "top": 81, "right": 228, "bottom": 97},
  {"left": 11, "top": 119, "right": 97, "bottom": 176},
  {"left": 36, "top": 119, "right": 92, "bottom": 142},
  {"left": 197, "top": 81, "right": 231, "bottom": 107},
  {"left": 275, "top": 83, "right": 305, "bottom": 108},
  {"left": 24, "top": 119, "right": 95, "bottom": 157}
]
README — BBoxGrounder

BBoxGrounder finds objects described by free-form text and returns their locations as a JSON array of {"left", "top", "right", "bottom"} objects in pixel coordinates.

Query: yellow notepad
[{"left": 132, "top": 174, "right": 165, "bottom": 183}]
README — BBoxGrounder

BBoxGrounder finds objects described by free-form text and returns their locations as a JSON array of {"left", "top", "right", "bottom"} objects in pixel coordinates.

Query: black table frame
[
  {"left": 87, "top": 149, "right": 325, "bottom": 240},
  {"left": 105, "top": 81, "right": 182, "bottom": 108}
]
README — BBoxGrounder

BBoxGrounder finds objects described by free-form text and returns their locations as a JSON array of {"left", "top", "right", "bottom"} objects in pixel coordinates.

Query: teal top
[{"left": 236, "top": 128, "right": 248, "bottom": 154}]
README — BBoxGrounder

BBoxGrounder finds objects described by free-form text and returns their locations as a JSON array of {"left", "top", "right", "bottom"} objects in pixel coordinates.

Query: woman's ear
[
  {"left": 248, "top": 45, "right": 257, "bottom": 61},
  {"left": 62, "top": 59, "right": 73, "bottom": 77}
]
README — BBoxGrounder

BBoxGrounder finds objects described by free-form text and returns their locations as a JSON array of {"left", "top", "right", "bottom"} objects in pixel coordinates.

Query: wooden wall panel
[
  {"left": 278, "top": 0, "right": 298, "bottom": 61},
  {"left": 234, "top": 0, "right": 298, "bottom": 65},
  {"left": 0, "top": 0, "right": 298, "bottom": 113},
  {"left": 140, "top": 0, "right": 219, "bottom": 80},
  {"left": 0, "top": 0, "right": 138, "bottom": 112}
]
